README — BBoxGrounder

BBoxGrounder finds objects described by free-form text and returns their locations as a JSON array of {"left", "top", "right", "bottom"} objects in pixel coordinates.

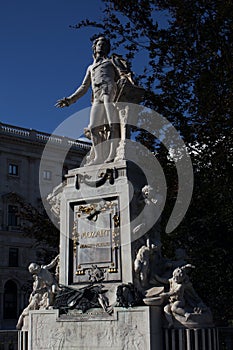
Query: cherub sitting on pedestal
[{"left": 158, "top": 264, "right": 212, "bottom": 328}]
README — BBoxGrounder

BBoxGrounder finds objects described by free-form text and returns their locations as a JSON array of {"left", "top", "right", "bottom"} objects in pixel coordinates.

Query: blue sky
[
  {"left": 0, "top": 1, "right": 169, "bottom": 139},
  {"left": 0, "top": 0, "right": 105, "bottom": 135}
]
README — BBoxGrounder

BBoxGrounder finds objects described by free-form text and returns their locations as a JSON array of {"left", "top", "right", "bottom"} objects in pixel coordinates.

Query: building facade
[{"left": 0, "top": 122, "right": 90, "bottom": 329}]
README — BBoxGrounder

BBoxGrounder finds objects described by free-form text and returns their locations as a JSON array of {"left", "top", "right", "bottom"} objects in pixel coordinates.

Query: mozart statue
[{"left": 56, "top": 36, "right": 144, "bottom": 165}]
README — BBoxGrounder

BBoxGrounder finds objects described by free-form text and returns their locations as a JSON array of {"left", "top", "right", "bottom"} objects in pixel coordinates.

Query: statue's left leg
[
  {"left": 171, "top": 300, "right": 190, "bottom": 320},
  {"left": 88, "top": 103, "right": 106, "bottom": 164},
  {"left": 103, "top": 95, "right": 120, "bottom": 163},
  {"left": 16, "top": 313, "right": 25, "bottom": 330}
]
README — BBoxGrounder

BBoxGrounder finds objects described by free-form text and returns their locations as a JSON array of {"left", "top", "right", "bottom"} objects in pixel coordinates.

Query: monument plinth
[
  {"left": 59, "top": 160, "right": 147, "bottom": 288},
  {"left": 26, "top": 307, "right": 162, "bottom": 350}
]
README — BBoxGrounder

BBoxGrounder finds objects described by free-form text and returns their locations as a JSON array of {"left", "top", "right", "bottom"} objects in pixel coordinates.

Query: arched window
[{"left": 3, "top": 280, "right": 18, "bottom": 319}]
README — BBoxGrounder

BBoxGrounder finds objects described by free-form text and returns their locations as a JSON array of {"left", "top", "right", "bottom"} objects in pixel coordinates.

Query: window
[
  {"left": 8, "top": 205, "right": 19, "bottom": 226},
  {"left": 8, "top": 164, "right": 19, "bottom": 176},
  {"left": 9, "top": 248, "right": 19, "bottom": 267},
  {"left": 43, "top": 170, "right": 52, "bottom": 180},
  {"left": 4, "top": 280, "right": 18, "bottom": 319}
]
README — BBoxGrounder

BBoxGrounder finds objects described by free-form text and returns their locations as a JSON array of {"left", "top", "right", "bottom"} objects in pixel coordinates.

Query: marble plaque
[{"left": 72, "top": 197, "right": 121, "bottom": 283}]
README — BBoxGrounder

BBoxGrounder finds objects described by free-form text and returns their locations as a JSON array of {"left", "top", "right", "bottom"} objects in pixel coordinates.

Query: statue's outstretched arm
[
  {"left": 55, "top": 66, "right": 91, "bottom": 108},
  {"left": 44, "top": 254, "right": 59, "bottom": 270}
]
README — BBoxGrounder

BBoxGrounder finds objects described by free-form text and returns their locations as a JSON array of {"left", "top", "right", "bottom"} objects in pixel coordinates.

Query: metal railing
[
  {"left": 164, "top": 328, "right": 219, "bottom": 350},
  {"left": 3, "top": 327, "right": 233, "bottom": 350}
]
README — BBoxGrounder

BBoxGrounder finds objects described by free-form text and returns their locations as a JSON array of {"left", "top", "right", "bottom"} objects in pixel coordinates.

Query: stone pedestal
[
  {"left": 23, "top": 160, "right": 164, "bottom": 350},
  {"left": 26, "top": 306, "right": 162, "bottom": 350},
  {"left": 59, "top": 160, "right": 149, "bottom": 288}
]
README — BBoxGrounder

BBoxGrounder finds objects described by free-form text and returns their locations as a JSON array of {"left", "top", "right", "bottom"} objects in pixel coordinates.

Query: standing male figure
[{"left": 56, "top": 36, "right": 122, "bottom": 164}]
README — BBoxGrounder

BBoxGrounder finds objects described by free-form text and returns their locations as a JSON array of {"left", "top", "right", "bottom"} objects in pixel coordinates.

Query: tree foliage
[
  {"left": 74, "top": 0, "right": 233, "bottom": 324},
  {"left": 10, "top": 193, "right": 59, "bottom": 252}
]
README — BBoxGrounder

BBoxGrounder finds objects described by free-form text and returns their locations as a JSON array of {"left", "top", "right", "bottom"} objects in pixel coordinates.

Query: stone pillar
[{"left": 59, "top": 160, "right": 146, "bottom": 288}]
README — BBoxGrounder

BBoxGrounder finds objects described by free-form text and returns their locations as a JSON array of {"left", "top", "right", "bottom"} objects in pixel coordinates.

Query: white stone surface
[{"left": 28, "top": 306, "right": 162, "bottom": 350}]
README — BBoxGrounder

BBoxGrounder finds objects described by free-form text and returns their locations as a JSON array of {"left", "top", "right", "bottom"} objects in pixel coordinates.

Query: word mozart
[{"left": 80, "top": 229, "right": 110, "bottom": 240}]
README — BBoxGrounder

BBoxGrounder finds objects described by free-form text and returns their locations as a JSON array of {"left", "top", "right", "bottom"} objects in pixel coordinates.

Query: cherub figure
[
  {"left": 134, "top": 239, "right": 163, "bottom": 290},
  {"left": 133, "top": 185, "right": 162, "bottom": 243},
  {"left": 17, "top": 255, "right": 60, "bottom": 329},
  {"left": 28, "top": 255, "right": 59, "bottom": 309},
  {"left": 158, "top": 265, "right": 208, "bottom": 328}
]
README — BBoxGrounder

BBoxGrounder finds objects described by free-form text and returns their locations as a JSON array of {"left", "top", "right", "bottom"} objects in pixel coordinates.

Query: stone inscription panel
[{"left": 72, "top": 197, "right": 121, "bottom": 283}]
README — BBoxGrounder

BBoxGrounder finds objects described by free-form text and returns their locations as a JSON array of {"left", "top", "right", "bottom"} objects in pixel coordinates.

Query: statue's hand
[{"left": 55, "top": 97, "right": 70, "bottom": 108}]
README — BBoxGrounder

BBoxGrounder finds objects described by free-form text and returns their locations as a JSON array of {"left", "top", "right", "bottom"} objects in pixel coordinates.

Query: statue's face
[
  {"left": 142, "top": 185, "right": 153, "bottom": 198},
  {"left": 28, "top": 263, "right": 40, "bottom": 274},
  {"left": 173, "top": 268, "right": 184, "bottom": 283},
  {"left": 95, "top": 37, "right": 108, "bottom": 55}
]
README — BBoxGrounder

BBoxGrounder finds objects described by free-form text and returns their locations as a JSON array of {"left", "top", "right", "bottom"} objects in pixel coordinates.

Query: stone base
[
  {"left": 25, "top": 306, "right": 162, "bottom": 350},
  {"left": 171, "top": 309, "right": 213, "bottom": 329}
]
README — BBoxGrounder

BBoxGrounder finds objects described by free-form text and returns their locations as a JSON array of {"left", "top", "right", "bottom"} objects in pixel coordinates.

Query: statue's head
[
  {"left": 142, "top": 185, "right": 153, "bottom": 198},
  {"left": 92, "top": 36, "right": 111, "bottom": 58},
  {"left": 172, "top": 267, "right": 186, "bottom": 283},
  {"left": 28, "top": 262, "right": 40, "bottom": 274}
]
